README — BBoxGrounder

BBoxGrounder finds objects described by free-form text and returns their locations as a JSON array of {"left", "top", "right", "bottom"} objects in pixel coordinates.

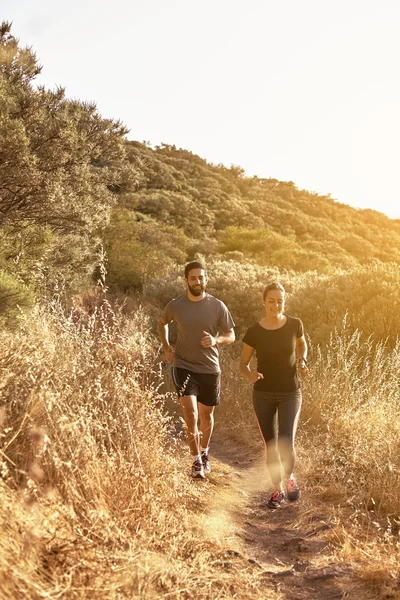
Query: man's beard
[{"left": 188, "top": 283, "right": 206, "bottom": 296}]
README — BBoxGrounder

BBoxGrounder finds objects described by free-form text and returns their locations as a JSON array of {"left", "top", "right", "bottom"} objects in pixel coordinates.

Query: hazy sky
[{"left": 4, "top": 0, "right": 400, "bottom": 218}]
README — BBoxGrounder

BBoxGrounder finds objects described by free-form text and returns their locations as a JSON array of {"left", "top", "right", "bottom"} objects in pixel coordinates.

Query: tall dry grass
[
  {"left": 0, "top": 299, "right": 268, "bottom": 599},
  {"left": 219, "top": 317, "right": 400, "bottom": 517},
  {"left": 218, "top": 317, "right": 400, "bottom": 596},
  {"left": 300, "top": 318, "right": 400, "bottom": 517},
  {"left": 217, "top": 349, "right": 259, "bottom": 450},
  {"left": 3, "top": 283, "right": 400, "bottom": 598}
]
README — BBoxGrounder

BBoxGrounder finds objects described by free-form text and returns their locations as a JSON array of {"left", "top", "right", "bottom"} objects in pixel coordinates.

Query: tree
[
  {"left": 0, "top": 22, "right": 138, "bottom": 295},
  {"left": 0, "top": 21, "right": 131, "bottom": 233},
  {"left": 102, "top": 208, "right": 188, "bottom": 291}
]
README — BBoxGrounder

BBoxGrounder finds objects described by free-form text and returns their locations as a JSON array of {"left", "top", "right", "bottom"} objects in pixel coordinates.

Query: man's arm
[
  {"left": 201, "top": 328, "right": 235, "bottom": 348},
  {"left": 158, "top": 317, "right": 174, "bottom": 363}
]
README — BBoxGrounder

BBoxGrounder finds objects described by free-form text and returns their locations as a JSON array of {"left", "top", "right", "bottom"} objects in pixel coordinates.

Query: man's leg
[
  {"left": 180, "top": 395, "right": 205, "bottom": 479},
  {"left": 198, "top": 402, "right": 215, "bottom": 450},
  {"left": 196, "top": 372, "right": 220, "bottom": 450},
  {"left": 171, "top": 368, "right": 204, "bottom": 479},
  {"left": 180, "top": 395, "right": 200, "bottom": 455}
]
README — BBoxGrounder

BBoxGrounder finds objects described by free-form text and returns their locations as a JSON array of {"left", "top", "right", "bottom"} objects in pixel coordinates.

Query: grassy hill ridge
[{"left": 120, "top": 141, "right": 400, "bottom": 274}]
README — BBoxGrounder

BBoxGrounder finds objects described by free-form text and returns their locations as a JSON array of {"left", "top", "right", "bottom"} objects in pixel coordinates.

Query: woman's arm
[
  {"left": 296, "top": 335, "right": 308, "bottom": 375},
  {"left": 239, "top": 343, "right": 264, "bottom": 384}
]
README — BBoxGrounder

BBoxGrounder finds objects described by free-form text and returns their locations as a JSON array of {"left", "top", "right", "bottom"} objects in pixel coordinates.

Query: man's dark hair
[{"left": 184, "top": 261, "right": 206, "bottom": 279}]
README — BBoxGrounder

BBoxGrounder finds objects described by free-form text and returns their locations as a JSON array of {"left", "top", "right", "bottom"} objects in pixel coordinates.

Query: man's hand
[
  {"left": 201, "top": 331, "right": 217, "bottom": 348},
  {"left": 163, "top": 345, "right": 175, "bottom": 363},
  {"left": 247, "top": 372, "right": 264, "bottom": 384}
]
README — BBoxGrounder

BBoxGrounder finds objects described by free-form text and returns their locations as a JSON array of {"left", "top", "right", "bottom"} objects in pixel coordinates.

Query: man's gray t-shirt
[{"left": 163, "top": 293, "right": 235, "bottom": 374}]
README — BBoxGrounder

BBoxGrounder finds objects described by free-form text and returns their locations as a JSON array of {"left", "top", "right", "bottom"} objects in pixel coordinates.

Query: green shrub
[
  {"left": 102, "top": 208, "right": 188, "bottom": 292},
  {"left": 143, "top": 259, "right": 311, "bottom": 339},
  {"left": 290, "top": 263, "right": 400, "bottom": 347},
  {"left": 0, "top": 270, "right": 34, "bottom": 327}
]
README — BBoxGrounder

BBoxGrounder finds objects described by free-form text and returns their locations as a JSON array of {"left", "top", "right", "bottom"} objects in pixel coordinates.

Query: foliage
[
  {"left": 0, "top": 21, "right": 136, "bottom": 296},
  {"left": 217, "top": 319, "right": 400, "bottom": 521},
  {"left": 0, "top": 22, "right": 130, "bottom": 232},
  {"left": 300, "top": 322, "right": 400, "bottom": 516},
  {"left": 0, "top": 224, "right": 53, "bottom": 280},
  {"left": 143, "top": 258, "right": 310, "bottom": 338},
  {"left": 0, "top": 300, "right": 269, "bottom": 599},
  {"left": 0, "top": 270, "right": 34, "bottom": 327},
  {"left": 218, "top": 226, "right": 332, "bottom": 272},
  {"left": 124, "top": 141, "right": 400, "bottom": 276},
  {"left": 290, "top": 262, "right": 400, "bottom": 347},
  {"left": 102, "top": 208, "right": 188, "bottom": 292}
]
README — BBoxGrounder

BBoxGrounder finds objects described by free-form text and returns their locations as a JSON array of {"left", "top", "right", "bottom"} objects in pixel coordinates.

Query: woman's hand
[
  {"left": 247, "top": 372, "right": 264, "bottom": 384},
  {"left": 297, "top": 357, "right": 308, "bottom": 375}
]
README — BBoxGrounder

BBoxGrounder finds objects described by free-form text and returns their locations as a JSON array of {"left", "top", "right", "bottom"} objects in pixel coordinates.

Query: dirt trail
[{"left": 199, "top": 437, "right": 376, "bottom": 600}]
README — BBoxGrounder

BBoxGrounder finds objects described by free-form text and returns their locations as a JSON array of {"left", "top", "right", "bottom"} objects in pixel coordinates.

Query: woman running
[{"left": 239, "top": 282, "right": 308, "bottom": 508}]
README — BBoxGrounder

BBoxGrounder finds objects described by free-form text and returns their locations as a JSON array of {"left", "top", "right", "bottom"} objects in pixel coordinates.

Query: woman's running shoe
[
  {"left": 267, "top": 490, "right": 285, "bottom": 509},
  {"left": 191, "top": 459, "right": 205, "bottom": 479},
  {"left": 287, "top": 476, "right": 300, "bottom": 501}
]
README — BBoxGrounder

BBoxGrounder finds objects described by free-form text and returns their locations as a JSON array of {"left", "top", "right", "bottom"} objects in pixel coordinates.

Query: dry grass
[
  {"left": 3, "top": 295, "right": 400, "bottom": 599},
  {"left": 216, "top": 354, "right": 259, "bottom": 449},
  {"left": 299, "top": 320, "right": 400, "bottom": 518},
  {"left": 217, "top": 317, "right": 400, "bottom": 598},
  {"left": 0, "top": 299, "right": 272, "bottom": 599},
  {"left": 219, "top": 318, "right": 400, "bottom": 515}
]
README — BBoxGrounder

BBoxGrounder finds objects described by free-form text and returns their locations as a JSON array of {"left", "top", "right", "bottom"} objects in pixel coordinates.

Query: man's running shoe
[
  {"left": 201, "top": 451, "right": 211, "bottom": 473},
  {"left": 191, "top": 459, "right": 205, "bottom": 479},
  {"left": 287, "top": 477, "right": 300, "bottom": 501},
  {"left": 267, "top": 490, "right": 285, "bottom": 509}
]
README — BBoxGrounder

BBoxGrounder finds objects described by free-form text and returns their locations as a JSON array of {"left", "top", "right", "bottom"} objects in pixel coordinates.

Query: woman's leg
[
  {"left": 276, "top": 390, "right": 302, "bottom": 478},
  {"left": 253, "top": 391, "right": 282, "bottom": 487}
]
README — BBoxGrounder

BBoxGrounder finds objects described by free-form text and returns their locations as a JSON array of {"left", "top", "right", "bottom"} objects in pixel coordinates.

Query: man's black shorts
[{"left": 171, "top": 367, "right": 221, "bottom": 407}]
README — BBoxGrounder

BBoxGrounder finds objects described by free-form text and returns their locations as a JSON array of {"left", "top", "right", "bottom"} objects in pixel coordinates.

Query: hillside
[{"left": 118, "top": 141, "right": 400, "bottom": 275}]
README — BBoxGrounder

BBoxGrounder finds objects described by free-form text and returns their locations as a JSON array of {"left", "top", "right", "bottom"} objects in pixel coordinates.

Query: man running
[{"left": 158, "top": 262, "right": 235, "bottom": 479}]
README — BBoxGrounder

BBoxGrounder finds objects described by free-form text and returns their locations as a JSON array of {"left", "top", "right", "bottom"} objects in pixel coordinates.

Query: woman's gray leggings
[{"left": 253, "top": 389, "right": 302, "bottom": 486}]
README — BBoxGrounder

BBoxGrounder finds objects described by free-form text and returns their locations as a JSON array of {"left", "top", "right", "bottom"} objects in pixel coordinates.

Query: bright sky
[{"left": 4, "top": 0, "right": 400, "bottom": 219}]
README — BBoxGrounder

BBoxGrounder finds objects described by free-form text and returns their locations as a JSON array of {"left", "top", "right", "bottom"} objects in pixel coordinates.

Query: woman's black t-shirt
[{"left": 242, "top": 316, "right": 304, "bottom": 392}]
